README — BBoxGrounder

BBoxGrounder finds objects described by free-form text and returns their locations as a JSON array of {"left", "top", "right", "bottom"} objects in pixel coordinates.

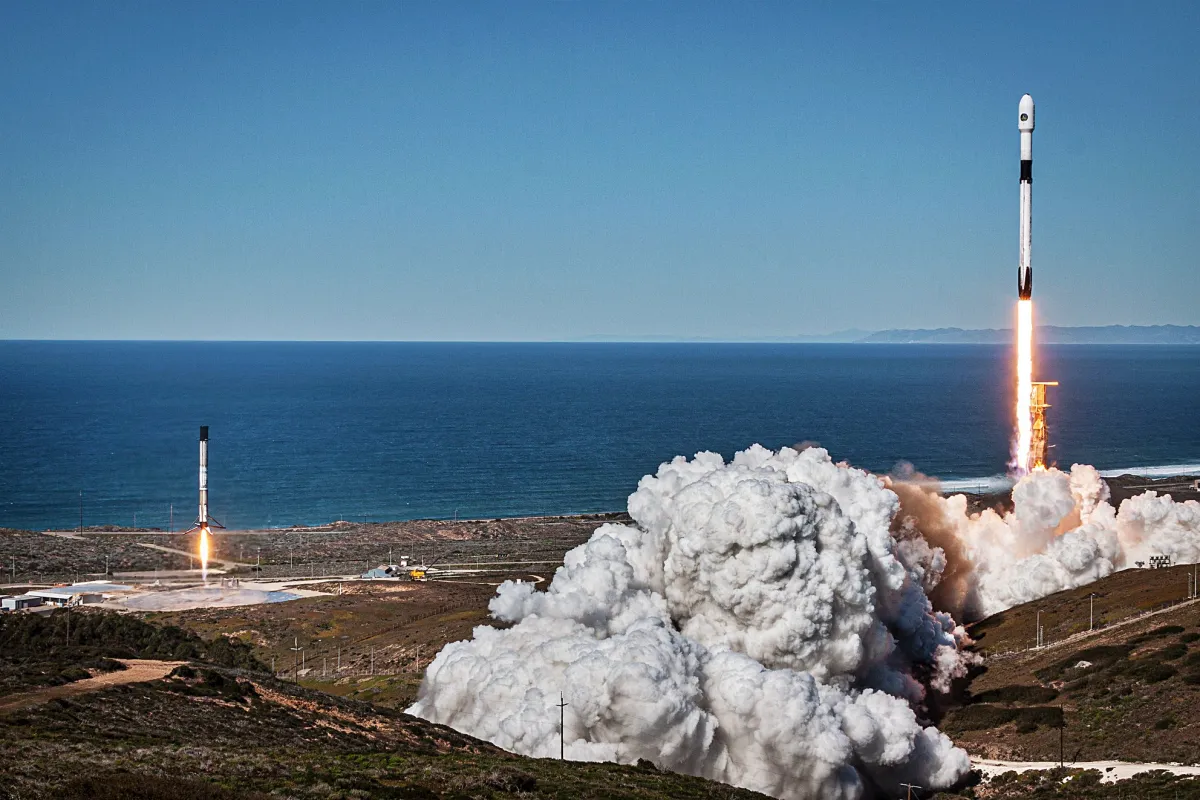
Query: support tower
[{"left": 1030, "top": 381, "right": 1059, "bottom": 470}]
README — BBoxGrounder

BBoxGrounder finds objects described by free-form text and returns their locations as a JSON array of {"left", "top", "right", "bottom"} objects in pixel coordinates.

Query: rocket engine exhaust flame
[
  {"left": 199, "top": 526, "right": 210, "bottom": 583},
  {"left": 1013, "top": 299, "right": 1034, "bottom": 474}
]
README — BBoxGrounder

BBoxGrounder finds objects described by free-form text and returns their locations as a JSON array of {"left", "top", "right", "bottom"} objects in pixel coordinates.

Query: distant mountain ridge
[
  {"left": 577, "top": 325, "right": 1200, "bottom": 344},
  {"left": 859, "top": 325, "right": 1200, "bottom": 344}
]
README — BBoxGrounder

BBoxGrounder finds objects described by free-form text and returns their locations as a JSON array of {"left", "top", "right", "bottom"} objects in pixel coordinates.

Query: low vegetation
[
  {"left": 932, "top": 768, "right": 1200, "bottom": 799},
  {"left": 0, "top": 609, "right": 263, "bottom": 695},
  {"left": 943, "top": 565, "right": 1200, "bottom": 766}
]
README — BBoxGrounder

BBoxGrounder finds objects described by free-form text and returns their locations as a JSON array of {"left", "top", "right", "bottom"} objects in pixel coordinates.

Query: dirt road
[{"left": 0, "top": 659, "right": 185, "bottom": 715}]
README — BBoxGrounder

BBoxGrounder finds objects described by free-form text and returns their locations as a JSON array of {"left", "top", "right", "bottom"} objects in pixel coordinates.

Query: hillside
[
  {"left": 0, "top": 609, "right": 769, "bottom": 800},
  {"left": 929, "top": 564, "right": 1200, "bottom": 798}
]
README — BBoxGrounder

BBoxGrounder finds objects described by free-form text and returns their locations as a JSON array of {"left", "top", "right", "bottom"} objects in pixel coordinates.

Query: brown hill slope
[{"left": 939, "top": 564, "right": 1200, "bottom": 767}]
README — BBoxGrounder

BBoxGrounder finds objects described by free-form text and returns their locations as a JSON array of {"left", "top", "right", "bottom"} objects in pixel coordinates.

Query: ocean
[{"left": 1, "top": 341, "right": 1197, "bottom": 531}]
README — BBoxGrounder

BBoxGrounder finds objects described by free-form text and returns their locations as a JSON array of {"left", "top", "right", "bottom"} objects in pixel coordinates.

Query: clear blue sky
[{"left": 2, "top": 2, "right": 1197, "bottom": 340}]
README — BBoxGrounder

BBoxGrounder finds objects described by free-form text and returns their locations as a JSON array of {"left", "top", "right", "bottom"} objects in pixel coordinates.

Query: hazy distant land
[{"left": 579, "top": 325, "right": 1200, "bottom": 344}]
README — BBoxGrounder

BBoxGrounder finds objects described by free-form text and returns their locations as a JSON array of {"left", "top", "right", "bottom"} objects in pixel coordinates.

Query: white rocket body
[
  {"left": 1018, "top": 94, "right": 1035, "bottom": 299},
  {"left": 198, "top": 426, "right": 209, "bottom": 526}
]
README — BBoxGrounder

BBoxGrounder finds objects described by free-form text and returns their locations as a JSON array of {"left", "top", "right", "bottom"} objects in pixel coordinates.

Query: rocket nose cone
[{"left": 1019, "top": 94, "right": 1035, "bottom": 131}]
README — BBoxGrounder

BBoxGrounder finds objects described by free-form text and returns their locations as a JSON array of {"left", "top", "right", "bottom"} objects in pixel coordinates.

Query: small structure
[
  {"left": 1, "top": 594, "right": 45, "bottom": 612},
  {"left": 26, "top": 587, "right": 103, "bottom": 607},
  {"left": 1149, "top": 554, "right": 1173, "bottom": 569},
  {"left": 360, "top": 564, "right": 402, "bottom": 580}
]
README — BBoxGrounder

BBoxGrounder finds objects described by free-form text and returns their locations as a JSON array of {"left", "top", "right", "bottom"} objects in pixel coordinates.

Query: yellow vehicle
[{"left": 409, "top": 569, "right": 427, "bottom": 581}]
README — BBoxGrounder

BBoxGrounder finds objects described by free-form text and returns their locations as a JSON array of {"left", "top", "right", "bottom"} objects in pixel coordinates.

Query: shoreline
[{"left": 6, "top": 471, "right": 1199, "bottom": 536}]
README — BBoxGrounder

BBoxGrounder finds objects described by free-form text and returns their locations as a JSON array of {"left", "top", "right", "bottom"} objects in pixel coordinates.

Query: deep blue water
[{"left": 1, "top": 341, "right": 1197, "bottom": 531}]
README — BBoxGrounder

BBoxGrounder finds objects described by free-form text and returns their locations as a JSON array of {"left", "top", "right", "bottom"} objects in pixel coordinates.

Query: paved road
[
  {"left": 0, "top": 659, "right": 186, "bottom": 715},
  {"left": 975, "top": 758, "right": 1200, "bottom": 782}
]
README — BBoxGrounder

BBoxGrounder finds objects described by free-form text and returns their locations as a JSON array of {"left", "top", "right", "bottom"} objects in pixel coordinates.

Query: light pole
[
  {"left": 1089, "top": 593, "right": 1096, "bottom": 631},
  {"left": 1036, "top": 610, "right": 1043, "bottom": 648}
]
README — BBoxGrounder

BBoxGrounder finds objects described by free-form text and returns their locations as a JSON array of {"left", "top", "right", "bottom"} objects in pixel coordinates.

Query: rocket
[
  {"left": 190, "top": 426, "right": 224, "bottom": 531},
  {"left": 1017, "top": 93, "right": 1035, "bottom": 300}
]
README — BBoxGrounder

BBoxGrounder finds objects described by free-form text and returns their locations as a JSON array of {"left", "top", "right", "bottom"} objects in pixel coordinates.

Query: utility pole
[
  {"left": 1036, "top": 610, "right": 1043, "bottom": 648},
  {"left": 79, "top": 490, "right": 83, "bottom": 534},
  {"left": 169, "top": 503, "right": 173, "bottom": 533},
  {"left": 370, "top": 646, "right": 375, "bottom": 675},
  {"left": 557, "top": 693, "right": 568, "bottom": 760},
  {"left": 1089, "top": 594, "right": 1096, "bottom": 631},
  {"left": 337, "top": 647, "right": 341, "bottom": 672},
  {"left": 900, "top": 783, "right": 921, "bottom": 800},
  {"left": 10, "top": 556, "right": 15, "bottom": 582},
  {"left": 290, "top": 637, "right": 303, "bottom": 681}
]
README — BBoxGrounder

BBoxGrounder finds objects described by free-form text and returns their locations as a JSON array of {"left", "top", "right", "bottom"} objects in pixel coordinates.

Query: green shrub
[
  {"left": 973, "top": 685, "right": 1059, "bottom": 705},
  {"left": 1013, "top": 706, "right": 1063, "bottom": 732},
  {"left": 58, "top": 666, "right": 90, "bottom": 683},
  {"left": 1158, "top": 643, "right": 1188, "bottom": 660},
  {"left": 947, "top": 705, "right": 1018, "bottom": 731},
  {"left": 1145, "top": 625, "right": 1185, "bottom": 638},
  {"left": 1131, "top": 662, "right": 1177, "bottom": 683},
  {"left": 0, "top": 611, "right": 264, "bottom": 671},
  {"left": 59, "top": 772, "right": 271, "bottom": 800}
]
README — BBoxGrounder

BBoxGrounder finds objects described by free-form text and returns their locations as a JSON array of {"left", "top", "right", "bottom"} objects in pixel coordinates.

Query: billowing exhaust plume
[
  {"left": 410, "top": 446, "right": 972, "bottom": 799},
  {"left": 898, "top": 464, "right": 1200, "bottom": 619},
  {"left": 409, "top": 445, "right": 1200, "bottom": 798}
]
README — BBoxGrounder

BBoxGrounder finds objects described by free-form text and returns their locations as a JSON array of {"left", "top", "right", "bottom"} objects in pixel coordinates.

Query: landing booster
[
  {"left": 188, "top": 426, "right": 224, "bottom": 532},
  {"left": 1018, "top": 94, "right": 1035, "bottom": 300}
]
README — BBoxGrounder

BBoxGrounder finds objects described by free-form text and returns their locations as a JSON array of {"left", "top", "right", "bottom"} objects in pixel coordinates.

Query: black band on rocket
[{"left": 1020, "top": 160, "right": 1032, "bottom": 183}]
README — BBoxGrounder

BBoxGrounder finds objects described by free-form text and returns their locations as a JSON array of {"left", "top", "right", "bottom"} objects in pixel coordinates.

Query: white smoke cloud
[
  {"left": 898, "top": 463, "right": 1200, "bottom": 618},
  {"left": 410, "top": 446, "right": 971, "bottom": 799},
  {"left": 408, "top": 444, "right": 1200, "bottom": 798}
]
